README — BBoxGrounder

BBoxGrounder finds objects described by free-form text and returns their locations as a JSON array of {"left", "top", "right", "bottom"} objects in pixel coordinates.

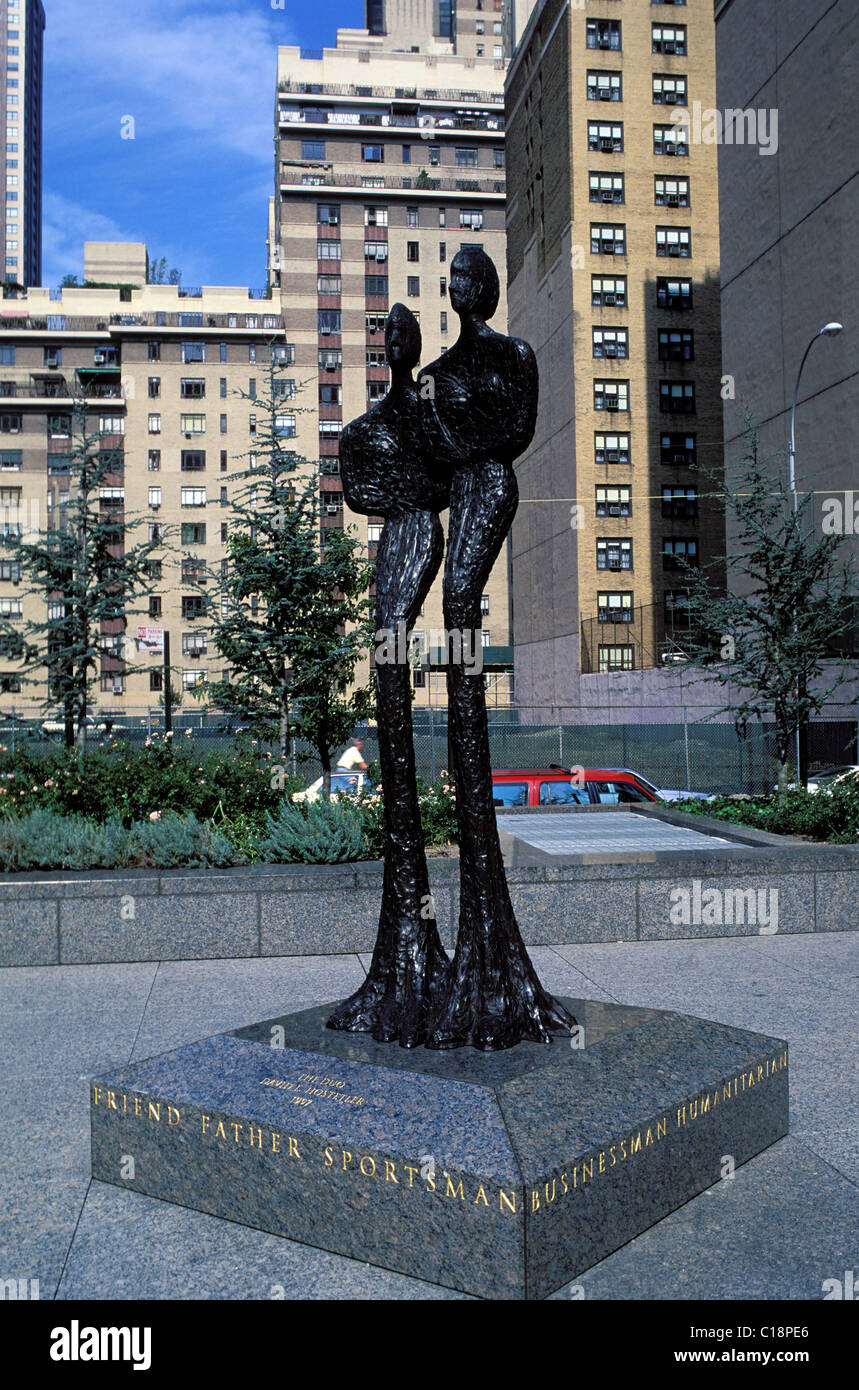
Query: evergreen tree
[
  {"left": 0, "top": 397, "right": 159, "bottom": 748},
  {"left": 199, "top": 347, "right": 375, "bottom": 794}
]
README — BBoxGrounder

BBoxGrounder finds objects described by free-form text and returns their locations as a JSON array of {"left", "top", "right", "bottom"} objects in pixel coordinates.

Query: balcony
[
  {"left": 280, "top": 165, "right": 505, "bottom": 197},
  {"left": 278, "top": 79, "right": 504, "bottom": 107}
]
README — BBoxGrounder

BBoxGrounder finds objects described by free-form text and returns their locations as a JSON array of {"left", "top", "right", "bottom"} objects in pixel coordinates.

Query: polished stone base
[{"left": 89, "top": 998, "right": 789, "bottom": 1300}]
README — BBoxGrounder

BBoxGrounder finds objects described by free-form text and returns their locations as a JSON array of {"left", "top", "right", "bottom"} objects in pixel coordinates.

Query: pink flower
[
  {"left": 165, "top": 731, "right": 174, "bottom": 739},
  {"left": 145, "top": 738, "right": 152, "bottom": 748},
  {"left": 149, "top": 811, "right": 161, "bottom": 821},
  {"left": 44, "top": 779, "right": 54, "bottom": 788}
]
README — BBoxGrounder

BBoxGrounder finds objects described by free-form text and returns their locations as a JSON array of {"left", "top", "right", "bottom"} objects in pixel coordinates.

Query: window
[
  {"left": 273, "top": 379, "right": 296, "bottom": 400},
  {"left": 364, "top": 241, "right": 388, "bottom": 262},
  {"left": 591, "top": 275, "right": 627, "bottom": 307},
  {"left": 599, "top": 646, "right": 634, "bottom": 673},
  {"left": 148, "top": 486, "right": 161, "bottom": 507},
  {"left": 589, "top": 172, "right": 624, "bottom": 203},
  {"left": 597, "top": 539, "right": 632, "bottom": 571},
  {"left": 656, "top": 226, "right": 691, "bottom": 257},
  {"left": 249, "top": 344, "right": 257, "bottom": 363},
  {"left": 663, "top": 538, "right": 698, "bottom": 569},
  {"left": 181, "top": 487, "right": 207, "bottom": 507},
  {"left": 365, "top": 350, "right": 385, "bottom": 368},
  {"left": 655, "top": 175, "right": 690, "bottom": 206},
  {"left": 319, "top": 385, "right": 341, "bottom": 405},
  {"left": 365, "top": 313, "right": 386, "bottom": 334},
  {"left": 596, "top": 485, "right": 631, "bottom": 518},
  {"left": 302, "top": 139, "right": 325, "bottom": 159},
  {"left": 148, "top": 449, "right": 163, "bottom": 472},
  {"left": 440, "top": 277, "right": 447, "bottom": 297},
  {"left": 220, "top": 414, "right": 228, "bottom": 435},
  {"left": 318, "top": 239, "right": 341, "bottom": 260},
  {"left": 181, "top": 450, "right": 206, "bottom": 471},
  {"left": 220, "top": 342, "right": 227, "bottom": 363},
  {"left": 660, "top": 432, "right": 696, "bottom": 466},
  {"left": 588, "top": 121, "right": 623, "bottom": 153},
  {"left": 43, "top": 345, "right": 62, "bottom": 367},
  {"left": 402, "top": 145, "right": 411, "bottom": 164},
  {"left": 0, "top": 346, "right": 13, "bottom": 365},
  {"left": 181, "top": 342, "right": 206, "bottom": 363},
  {"left": 0, "top": 449, "right": 21, "bottom": 470},
  {"left": 459, "top": 208, "right": 483, "bottom": 229},
  {"left": 148, "top": 413, "right": 161, "bottom": 434},
  {"left": 181, "top": 523, "right": 206, "bottom": 544},
  {"left": 177, "top": 594, "right": 202, "bottom": 622},
  {"left": 653, "top": 74, "right": 688, "bottom": 105},
  {"left": 440, "top": 311, "right": 448, "bottom": 333},
  {"left": 365, "top": 275, "right": 388, "bottom": 296},
  {"left": 148, "top": 525, "right": 162, "bottom": 546},
  {"left": 657, "top": 277, "right": 692, "bottom": 309},
  {"left": 407, "top": 276, "right": 420, "bottom": 297},
  {"left": 0, "top": 595, "right": 22, "bottom": 619},
  {"left": 598, "top": 592, "right": 633, "bottom": 623},
  {"left": 367, "top": 381, "right": 386, "bottom": 402},
  {"left": 181, "top": 378, "right": 205, "bottom": 398},
  {"left": 319, "top": 420, "right": 342, "bottom": 438},
  {"left": 362, "top": 144, "right": 383, "bottom": 162},
  {"left": 220, "top": 450, "right": 228, "bottom": 472},
  {"left": 592, "top": 433, "right": 625, "bottom": 467},
  {"left": 148, "top": 596, "right": 162, "bottom": 618},
  {"left": 660, "top": 381, "right": 695, "bottom": 413},
  {"left": 587, "top": 19, "right": 621, "bottom": 50},
  {"left": 654, "top": 123, "right": 689, "bottom": 156},
  {"left": 182, "top": 633, "right": 208, "bottom": 657},
  {"left": 662, "top": 485, "right": 698, "bottom": 519},
  {"left": 665, "top": 590, "right": 691, "bottom": 625},
  {"left": 406, "top": 206, "right": 419, "bottom": 227},
  {"left": 149, "top": 669, "right": 163, "bottom": 693},
  {"left": 493, "top": 45, "right": 502, "bottom": 58},
  {"left": 320, "top": 350, "right": 342, "bottom": 371},
  {"left": 456, "top": 148, "right": 479, "bottom": 167},
  {"left": 318, "top": 310, "right": 341, "bottom": 334},
  {"left": 145, "top": 559, "right": 162, "bottom": 581},
  {"left": 587, "top": 70, "right": 622, "bottom": 102},
  {"left": 317, "top": 204, "right": 340, "bottom": 225},
  {"left": 438, "top": 208, "right": 446, "bottom": 227},
  {"left": 591, "top": 223, "right": 626, "bottom": 255},
  {"left": 428, "top": 146, "right": 440, "bottom": 166},
  {"left": 406, "top": 242, "right": 420, "bottom": 263},
  {"left": 180, "top": 414, "right": 206, "bottom": 433},
  {"left": 658, "top": 330, "right": 694, "bottom": 361},
  {"left": 276, "top": 414, "right": 297, "bottom": 437},
  {"left": 220, "top": 378, "right": 227, "bottom": 398},
  {"left": 476, "top": 20, "right": 484, "bottom": 32},
  {"left": 594, "top": 380, "right": 629, "bottom": 412},
  {"left": 367, "top": 523, "right": 383, "bottom": 544},
  {"left": 652, "top": 24, "right": 687, "bottom": 55},
  {"left": 476, "top": 43, "right": 484, "bottom": 55},
  {"left": 494, "top": 149, "right": 505, "bottom": 168},
  {"left": 593, "top": 327, "right": 629, "bottom": 359},
  {"left": 317, "top": 274, "right": 342, "bottom": 294}
]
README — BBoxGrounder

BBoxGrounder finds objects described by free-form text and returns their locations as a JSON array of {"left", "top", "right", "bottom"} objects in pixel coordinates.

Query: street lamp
[{"left": 787, "top": 321, "right": 844, "bottom": 786}]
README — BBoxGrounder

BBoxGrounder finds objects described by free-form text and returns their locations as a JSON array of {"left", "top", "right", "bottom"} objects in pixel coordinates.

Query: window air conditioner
[
  {"left": 604, "top": 344, "right": 617, "bottom": 357},
  {"left": 606, "top": 400, "right": 620, "bottom": 410},
  {"left": 601, "top": 190, "right": 614, "bottom": 202},
  {"left": 666, "top": 193, "right": 680, "bottom": 205},
  {"left": 599, "top": 90, "right": 612, "bottom": 100},
  {"left": 607, "top": 450, "right": 620, "bottom": 462},
  {"left": 603, "top": 293, "right": 615, "bottom": 305},
  {"left": 608, "top": 560, "right": 622, "bottom": 570},
  {"left": 326, "top": 504, "right": 339, "bottom": 515}
]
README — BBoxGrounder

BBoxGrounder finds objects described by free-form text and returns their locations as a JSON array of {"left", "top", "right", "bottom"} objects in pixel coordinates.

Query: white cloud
[{"left": 45, "top": 0, "right": 295, "bottom": 161}]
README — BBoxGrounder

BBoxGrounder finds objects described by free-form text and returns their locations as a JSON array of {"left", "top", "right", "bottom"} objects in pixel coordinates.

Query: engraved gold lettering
[
  {"left": 288, "top": 1136, "right": 301, "bottom": 1159},
  {"left": 324, "top": 1146, "right": 334, "bottom": 1168},
  {"left": 168, "top": 1106, "right": 180, "bottom": 1126},
  {"left": 249, "top": 1126, "right": 263, "bottom": 1148},
  {"left": 147, "top": 1100, "right": 160, "bottom": 1122},
  {"left": 360, "top": 1156, "right": 376, "bottom": 1177},
  {"left": 499, "top": 1189, "right": 517, "bottom": 1215},
  {"left": 474, "top": 1185, "right": 489, "bottom": 1207},
  {"left": 445, "top": 1175, "right": 465, "bottom": 1200},
  {"left": 403, "top": 1164, "right": 418, "bottom": 1188},
  {"left": 384, "top": 1160, "right": 398, "bottom": 1184}
]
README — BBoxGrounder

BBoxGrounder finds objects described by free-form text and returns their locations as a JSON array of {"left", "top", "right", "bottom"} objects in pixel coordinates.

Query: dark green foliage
[
  {"left": 0, "top": 808, "right": 245, "bottom": 872},
  {"left": 675, "top": 783, "right": 859, "bottom": 843}
]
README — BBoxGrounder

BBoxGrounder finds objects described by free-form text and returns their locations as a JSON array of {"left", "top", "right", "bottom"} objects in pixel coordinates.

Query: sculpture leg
[
  {"left": 327, "top": 509, "right": 450, "bottom": 1047},
  {"left": 428, "top": 462, "right": 575, "bottom": 1050}
]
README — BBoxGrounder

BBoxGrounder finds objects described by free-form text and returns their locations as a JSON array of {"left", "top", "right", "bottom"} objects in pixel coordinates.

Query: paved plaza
[{"left": 2, "top": 930, "right": 857, "bottom": 1300}]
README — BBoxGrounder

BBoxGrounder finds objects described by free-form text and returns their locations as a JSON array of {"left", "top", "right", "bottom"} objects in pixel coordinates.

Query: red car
[{"left": 491, "top": 767, "right": 659, "bottom": 808}]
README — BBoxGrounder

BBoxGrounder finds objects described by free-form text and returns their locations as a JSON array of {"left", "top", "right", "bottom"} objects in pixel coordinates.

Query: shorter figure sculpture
[{"left": 327, "top": 305, "right": 450, "bottom": 1047}]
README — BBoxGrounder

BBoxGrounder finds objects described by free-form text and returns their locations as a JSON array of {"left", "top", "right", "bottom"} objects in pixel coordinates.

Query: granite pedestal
[{"left": 89, "top": 998, "right": 789, "bottom": 1299}]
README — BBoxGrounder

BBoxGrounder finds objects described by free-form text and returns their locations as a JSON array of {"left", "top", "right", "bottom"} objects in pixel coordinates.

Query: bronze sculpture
[{"left": 327, "top": 251, "right": 575, "bottom": 1051}]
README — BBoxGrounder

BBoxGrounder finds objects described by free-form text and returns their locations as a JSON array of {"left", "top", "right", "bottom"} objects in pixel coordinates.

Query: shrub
[
  {"left": 675, "top": 783, "right": 859, "bottom": 843},
  {"left": 261, "top": 798, "right": 366, "bottom": 864}
]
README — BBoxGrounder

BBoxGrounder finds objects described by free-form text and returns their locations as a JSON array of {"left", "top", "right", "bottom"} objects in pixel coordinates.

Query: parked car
[
  {"left": 40, "top": 714, "right": 109, "bottom": 736},
  {"left": 773, "top": 765, "right": 859, "bottom": 794},
  {"left": 293, "top": 770, "right": 378, "bottom": 804},
  {"left": 491, "top": 766, "right": 714, "bottom": 808}
]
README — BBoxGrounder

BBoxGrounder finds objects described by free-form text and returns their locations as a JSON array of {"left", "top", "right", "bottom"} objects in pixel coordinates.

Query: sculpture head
[
  {"left": 449, "top": 247, "right": 499, "bottom": 322},
  {"left": 385, "top": 302, "right": 422, "bottom": 372}
]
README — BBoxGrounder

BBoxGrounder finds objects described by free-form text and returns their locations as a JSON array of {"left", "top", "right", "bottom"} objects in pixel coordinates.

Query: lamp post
[{"left": 787, "top": 322, "right": 843, "bottom": 786}]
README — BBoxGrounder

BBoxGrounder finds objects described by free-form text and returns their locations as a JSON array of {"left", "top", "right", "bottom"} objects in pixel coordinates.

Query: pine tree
[
  {"left": 199, "top": 346, "right": 375, "bottom": 793},
  {"left": 0, "top": 397, "right": 159, "bottom": 749}
]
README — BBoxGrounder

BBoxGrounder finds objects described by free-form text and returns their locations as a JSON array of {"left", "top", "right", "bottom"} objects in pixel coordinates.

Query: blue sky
[{"left": 42, "top": 0, "right": 363, "bottom": 290}]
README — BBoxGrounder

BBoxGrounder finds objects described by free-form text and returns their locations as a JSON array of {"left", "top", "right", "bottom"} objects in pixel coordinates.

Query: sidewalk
[{"left": 1, "top": 934, "right": 857, "bottom": 1300}]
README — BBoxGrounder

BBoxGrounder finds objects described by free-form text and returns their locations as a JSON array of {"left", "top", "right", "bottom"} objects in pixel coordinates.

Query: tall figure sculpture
[
  {"left": 327, "top": 304, "right": 451, "bottom": 1047},
  {"left": 422, "top": 248, "right": 576, "bottom": 1050}
]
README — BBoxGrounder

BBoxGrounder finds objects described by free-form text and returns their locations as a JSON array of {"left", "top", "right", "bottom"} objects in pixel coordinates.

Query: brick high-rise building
[
  {"left": 273, "top": 35, "right": 514, "bottom": 707},
  {"left": 0, "top": 243, "right": 287, "bottom": 709},
  {"left": 2, "top": 0, "right": 44, "bottom": 288},
  {"left": 505, "top": 0, "right": 724, "bottom": 712}
]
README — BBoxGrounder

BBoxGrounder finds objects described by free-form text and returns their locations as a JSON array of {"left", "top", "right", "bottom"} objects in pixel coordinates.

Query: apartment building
[
  {"left": 361, "top": 0, "right": 537, "bottom": 62},
  {"left": 0, "top": 242, "right": 287, "bottom": 710},
  {"left": 505, "top": 0, "right": 724, "bottom": 711},
  {"left": 273, "top": 37, "right": 514, "bottom": 706},
  {"left": 1, "top": 0, "right": 44, "bottom": 287}
]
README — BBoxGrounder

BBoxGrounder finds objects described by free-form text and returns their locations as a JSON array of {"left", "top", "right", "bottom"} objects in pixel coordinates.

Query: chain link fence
[{"left": 1, "top": 705, "right": 855, "bottom": 796}]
